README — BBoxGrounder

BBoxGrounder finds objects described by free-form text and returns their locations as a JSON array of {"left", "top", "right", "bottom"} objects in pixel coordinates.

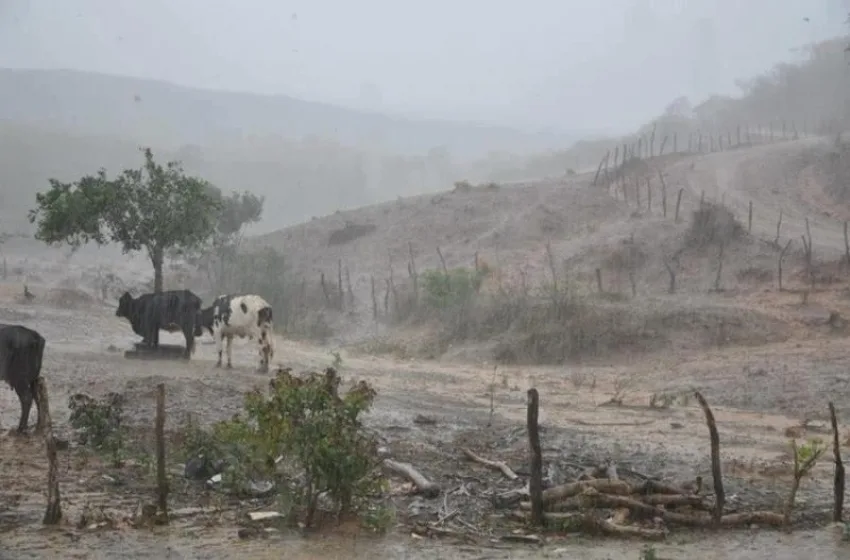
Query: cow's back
[
  {"left": 147, "top": 290, "right": 202, "bottom": 324},
  {"left": 0, "top": 324, "right": 45, "bottom": 386}
]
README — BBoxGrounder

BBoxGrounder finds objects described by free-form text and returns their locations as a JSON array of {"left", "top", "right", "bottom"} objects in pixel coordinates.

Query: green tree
[
  {"left": 179, "top": 189, "right": 265, "bottom": 292},
  {"left": 28, "top": 147, "right": 221, "bottom": 292}
]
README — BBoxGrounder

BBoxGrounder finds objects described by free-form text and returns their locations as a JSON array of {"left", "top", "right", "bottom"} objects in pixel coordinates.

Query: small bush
[
  {"left": 421, "top": 267, "right": 487, "bottom": 311},
  {"left": 686, "top": 202, "right": 744, "bottom": 248},
  {"left": 68, "top": 392, "right": 128, "bottom": 466},
  {"left": 328, "top": 222, "right": 377, "bottom": 246},
  {"left": 211, "top": 368, "right": 384, "bottom": 527}
]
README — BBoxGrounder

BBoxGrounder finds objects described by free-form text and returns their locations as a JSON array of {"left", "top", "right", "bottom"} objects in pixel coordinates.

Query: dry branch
[
  {"left": 748, "top": 201, "right": 753, "bottom": 234},
  {"left": 35, "top": 377, "right": 61, "bottom": 525},
  {"left": 778, "top": 239, "right": 793, "bottom": 291},
  {"left": 694, "top": 391, "right": 724, "bottom": 525},
  {"left": 829, "top": 402, "right": 845, "bottom": 522},
  {"left": 383, "top": 459, "right": 440, "bottom": 498},
  {"left": 714, "top": 241, "right": 725, "bottom": 291},
  {"left": 774, "top": 210, "right": 783, "bottom": 245},
  {"left": 540, "top": 479, "right": 631, "bottom": 506},
  {"left": 461, "top": 447, "right": 518, "bottom": 481},
  {"left": 675, "top": 188, "right": 684, "bottom": 222},
  {"left": 658, "top": 171, "right": 668, "bottom": 217},
  {"left": 844, "top": 222, "right": 850, "bottom": 268}
]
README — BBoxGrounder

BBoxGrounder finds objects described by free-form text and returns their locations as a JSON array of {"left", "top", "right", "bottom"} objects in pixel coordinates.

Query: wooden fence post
[
  {"left": 156, "top": 383, "right": 169, "bottom": 523},
  {"left": 36, "top": 377, "right": 62, "bottom": 525},
  {"left": 527, "top": 389, "right": 543, "bottom": 526}
]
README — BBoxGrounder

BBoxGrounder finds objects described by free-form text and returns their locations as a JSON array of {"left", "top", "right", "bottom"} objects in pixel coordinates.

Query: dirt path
[{"left": 668, "top": 138, "right": 846, "bottom": 257}]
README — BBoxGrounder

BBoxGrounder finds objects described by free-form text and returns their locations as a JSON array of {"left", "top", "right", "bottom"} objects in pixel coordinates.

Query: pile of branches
[{"left": 511, "top": 472, "right": 783, "bottom": 540}]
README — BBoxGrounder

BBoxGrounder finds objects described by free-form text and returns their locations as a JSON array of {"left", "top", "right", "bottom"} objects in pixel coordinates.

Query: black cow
[
  {"left": 116, "top": 290, "right": 202, "bottom": 358},
  {"left": 0, "top": 323, "right": 46, "bottom": 434}
]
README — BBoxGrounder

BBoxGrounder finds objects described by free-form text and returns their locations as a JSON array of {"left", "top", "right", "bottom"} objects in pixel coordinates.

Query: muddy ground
[
  {"left": 5, "top": 136, "right": 850, "bottom": 558},
  {"left": 1, "top": 280, "right": 850, "bottom": 559}
]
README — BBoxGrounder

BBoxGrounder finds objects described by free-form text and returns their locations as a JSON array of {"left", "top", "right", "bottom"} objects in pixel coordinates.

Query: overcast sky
[{"left": 0, "top": 0, "right": 846, "bottom": 135}]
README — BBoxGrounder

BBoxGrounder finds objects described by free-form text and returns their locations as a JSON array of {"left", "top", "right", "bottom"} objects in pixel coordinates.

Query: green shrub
[
  {"left": 68, "top": 392, "right": 128, "bottom": 466},
  {"left": 421, "top": 267, "right": 486, "bottom": 311},
  {"left": 212, "top": 367, "right": 383, "bottom": 527}
]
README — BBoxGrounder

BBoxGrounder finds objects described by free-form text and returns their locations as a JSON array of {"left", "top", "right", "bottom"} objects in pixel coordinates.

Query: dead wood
[
  {"left": 527, "top": 388, "right": 544, "bottom": 525},
  {"left": 778, "top": 239, "right": 793, "bottom": 291},
  {"left": 532, "top": 488, "right": 782, "bottom": 529},
  {"left": 694, "top": 391, "right": 725, "bottom": 525},
  {"left": 36, "top": 377, "right": 62, "bottom": 525},
  {"left": 156, "top": 383, "right": 169, "bottom": 523},
  {"left": 632, "top": 479, "right": 693, "bottom": 496},
  {"left": 383, "top": 459, "right": 440, "bottom": 498},
  {"left": 675, "top": 188, "right": 684, "bottom": 222},
  {"left": 540, "top": 478, "right": 632, "bottom": 506},
  {"left": 492, "top": 485, "right": 530, "bottom": 509},
  {"left": 461, "top": 447, "right": 518, "bottom": 480},
  {"left": 521, "top": 511, "right": 666, "bottom": 540},
  {"left": 829, "top": 402, "right": 845, "bottom": 522}
]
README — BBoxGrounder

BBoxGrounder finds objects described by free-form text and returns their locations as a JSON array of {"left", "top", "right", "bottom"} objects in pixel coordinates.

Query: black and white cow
[
  {"left": 0, "top": 323, "right": 46, "bottom": 434},
  {"left": 116, "top": 289, "right": 202, "bottom": 358},
  {"left": 196, "top": 294, "right": 274, "bottom": 372}
]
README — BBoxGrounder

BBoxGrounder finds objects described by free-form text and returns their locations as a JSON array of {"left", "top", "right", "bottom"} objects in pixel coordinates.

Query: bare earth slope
[{"left": 4, "top": 136, "right": 850, "bottom": 557}]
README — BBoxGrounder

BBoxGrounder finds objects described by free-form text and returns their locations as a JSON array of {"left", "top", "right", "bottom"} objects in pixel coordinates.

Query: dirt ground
[{"left": 4, "top": 136, "right": 850, "bottom": 558}]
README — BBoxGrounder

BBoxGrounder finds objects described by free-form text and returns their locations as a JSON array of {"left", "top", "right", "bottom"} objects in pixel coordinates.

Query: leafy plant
[
  {"left": 784, "top": 437, "right": 827, "bottom": 525},
  {"left": 213, "top": 367, "right": 383, "bottom": 527},
  {"left": 29, "top": 147, "right": 221, "bottom": 292},
  {"left": 421, "top": 267, "right": 487, "bottom": 311},
  {"left": 68, "top": 393, "right": 128, "bottom": 467}
]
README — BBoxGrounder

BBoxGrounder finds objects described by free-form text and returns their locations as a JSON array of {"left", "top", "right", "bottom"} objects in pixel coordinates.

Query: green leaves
[
  {"left": 29, "top": 146, "right": 222, "bottom": 261},
  {"left": 211, "top": 368, "right": 382, "bottom": 525}
]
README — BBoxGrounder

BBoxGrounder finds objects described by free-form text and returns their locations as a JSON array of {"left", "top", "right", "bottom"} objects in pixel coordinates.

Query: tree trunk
[{"left": 151, "top": 247, "right": 164, "bottom": 293}]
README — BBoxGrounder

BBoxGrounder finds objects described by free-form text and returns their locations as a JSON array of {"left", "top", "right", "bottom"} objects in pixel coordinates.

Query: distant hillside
[{"left": 0, "top": 68, "right": 577, "bottom": 159}]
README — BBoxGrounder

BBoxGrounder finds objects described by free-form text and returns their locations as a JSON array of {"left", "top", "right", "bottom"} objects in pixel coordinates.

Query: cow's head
[{"left": 116, "top": 292, "right": 134, "bottom": 319}]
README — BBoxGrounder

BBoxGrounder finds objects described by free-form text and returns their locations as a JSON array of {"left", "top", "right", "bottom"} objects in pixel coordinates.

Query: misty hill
[
  {"left": 487, "top": 36, "right": 850, "bottom": 182},
  {"left": 0, "top": 68, "right": 577, "bottom": 159}
]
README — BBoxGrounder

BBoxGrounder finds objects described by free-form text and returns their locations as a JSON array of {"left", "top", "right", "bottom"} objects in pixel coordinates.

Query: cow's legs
[
  {"left": 214, "top": 327, "right": 224, "bottom": 368},
  {"left": 14, "top": 383, "right": 33, "bottom": 434},
  {"left": 182, "top": 323, "right": 195, "bottom": 360},
  {"left": 226, "top": 335, "right": 234, "bottom": 369},
  {"left": 31, "top": 378, "right": 43, "bottom": 434},
  {"left": 258, "top": 329, "right": 272, "bottom": 372}
]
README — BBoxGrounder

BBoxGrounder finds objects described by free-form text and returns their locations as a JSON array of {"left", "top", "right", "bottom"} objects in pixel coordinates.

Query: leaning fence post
[
  {"left": 156, "top": 383, "right": 169, "bottom": 523},
  {"left": 527, "top": 388, "right": 543, "bottom": 526},
  {"left": 36, "top": 377, "right": 62, "bottom": 525}
]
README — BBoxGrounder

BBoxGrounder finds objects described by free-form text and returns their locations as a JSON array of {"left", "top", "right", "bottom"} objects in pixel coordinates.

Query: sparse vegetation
[
  {"left": 201, "top": 368, "right": 384, "bottom": 527},
  {"left": 68, "top": 393, "right": 128, "bottom": 467},
  {"left": 685, "top": 202, "right": 744, "bottom": 249}
]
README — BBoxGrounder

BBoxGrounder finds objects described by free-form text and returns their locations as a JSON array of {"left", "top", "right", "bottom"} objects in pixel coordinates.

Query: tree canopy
[{"left": 29, "top": 147, "right": 222, "bottom": 292}]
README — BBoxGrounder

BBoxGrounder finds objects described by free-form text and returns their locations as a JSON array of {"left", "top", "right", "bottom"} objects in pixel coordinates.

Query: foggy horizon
[{"left": 1, "top": 0, "right": 847, "bottom": 137}]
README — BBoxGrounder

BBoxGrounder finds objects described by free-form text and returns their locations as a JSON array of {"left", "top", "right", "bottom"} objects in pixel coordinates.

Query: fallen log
[
  {"left": 492, "top": 485, "right": 530, "bottom": 509},
  {"left": 542, "top": 492, "right": 708, "bottom": 513},
  {"left": 529, "top": 488, "right": 784, "bottom": 528},
  {"left": 541, "top": 478, "right": 631, "bottom": 506},
  {"left": 517, "top": 511, "right": 666, "bottom": 541},
  {"left": 383, "top": 459, "right": 440, "bottom": 498},
  {"left": 632, "top": 479, "right": 692, "bottom": 496},
  {"left": 461, "top": 447, "right": 518, "bottom": 480}
]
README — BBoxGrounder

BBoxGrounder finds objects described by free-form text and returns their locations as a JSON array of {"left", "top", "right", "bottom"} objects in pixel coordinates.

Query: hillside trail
[{"left": 669, "top": 137, "right": 845, "bottom": 257}]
